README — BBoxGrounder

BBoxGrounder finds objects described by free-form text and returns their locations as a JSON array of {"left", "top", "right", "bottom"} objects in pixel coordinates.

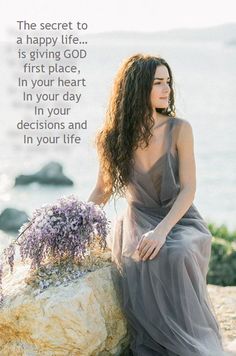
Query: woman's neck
[{"left": 152, "top": 110, "right": 169, "bottom": 126}]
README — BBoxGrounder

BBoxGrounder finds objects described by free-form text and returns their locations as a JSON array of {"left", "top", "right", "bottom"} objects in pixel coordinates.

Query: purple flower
[{"left": 0, "top": 195, "right": 111, "bottom": 306}]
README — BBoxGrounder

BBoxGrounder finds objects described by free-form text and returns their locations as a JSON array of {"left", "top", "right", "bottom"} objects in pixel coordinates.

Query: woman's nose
[{"left": 163, "top": 86, "right": 170, "bottom": 94}]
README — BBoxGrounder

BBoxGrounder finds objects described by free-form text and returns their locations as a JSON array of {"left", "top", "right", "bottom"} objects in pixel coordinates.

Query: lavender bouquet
[{"left": 0, "top": 195, "right": 111, "bottom": 304}]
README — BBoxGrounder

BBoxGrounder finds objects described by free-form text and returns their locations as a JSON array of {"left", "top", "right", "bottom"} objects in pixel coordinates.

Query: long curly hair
[{"left": 95, "top": 53, "right": 176, "bottom": 203}]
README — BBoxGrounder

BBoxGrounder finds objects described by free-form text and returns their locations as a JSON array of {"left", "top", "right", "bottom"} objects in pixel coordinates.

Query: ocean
[{"left": 0, "top": 34, "right": 235, "bottom": 252}]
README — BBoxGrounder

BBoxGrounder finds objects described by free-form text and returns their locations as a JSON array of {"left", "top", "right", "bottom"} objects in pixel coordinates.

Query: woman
[{"left": 88, "top": 54, "right": 227, "bottom": 355}]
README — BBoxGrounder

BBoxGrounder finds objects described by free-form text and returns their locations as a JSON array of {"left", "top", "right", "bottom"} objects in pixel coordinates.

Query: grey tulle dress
[{"left": 111, "top": 117, "right": 227, "bottom": 356}]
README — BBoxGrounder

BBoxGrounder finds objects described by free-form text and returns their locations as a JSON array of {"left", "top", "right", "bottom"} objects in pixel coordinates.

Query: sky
[{"left": 1, "top": 0, "right": 236, "bottom": 41}]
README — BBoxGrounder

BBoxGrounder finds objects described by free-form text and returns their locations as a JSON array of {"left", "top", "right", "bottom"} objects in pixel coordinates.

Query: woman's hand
[{"left": 136, "top": 228, "right": 167, "bottom": 261}]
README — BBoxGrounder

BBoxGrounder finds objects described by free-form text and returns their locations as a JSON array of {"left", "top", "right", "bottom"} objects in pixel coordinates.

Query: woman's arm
[
  {"left": 154, "top": 119, "right": 196, "bottom": 236},
  {"left": 138, "top": 120, "right": 197, "bottom": 261},
  {"left": 87, "top": 162, "right": 111, "bottom": 206}
]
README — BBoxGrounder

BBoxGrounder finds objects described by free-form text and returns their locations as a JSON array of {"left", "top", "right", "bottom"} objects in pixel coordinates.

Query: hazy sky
[{"left": 1, "top": 0, "right": 236, "bottom": 41}]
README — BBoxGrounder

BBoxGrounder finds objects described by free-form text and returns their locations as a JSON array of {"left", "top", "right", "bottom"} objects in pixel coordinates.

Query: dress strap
[{"left": 166, "top": 118, "right": 175, "bottom": 152}]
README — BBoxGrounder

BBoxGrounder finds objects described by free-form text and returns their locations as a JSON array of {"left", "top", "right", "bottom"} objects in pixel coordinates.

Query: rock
[
  {"left": 0, "top": 208, "right": 28, "bottom": 233},
  {"left": 0, "top": 252, "right": 130, "bottom": 355},
  {"left": 15, "top": 162, "right": 73, "bottom": 186},
  {"left": 1, "top": 249, "right": 235, "bottom": 355}
]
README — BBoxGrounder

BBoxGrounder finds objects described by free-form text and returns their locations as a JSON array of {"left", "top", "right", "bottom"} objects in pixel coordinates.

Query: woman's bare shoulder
[
  {"left": 171, "top": 118, "right": 194, "bottom": 149},
  {"left": 172, "top": 117, "right": 192, "bottom": 127},
  {"left": 172, "top": 117, "right": 193, "bottom": 135}
]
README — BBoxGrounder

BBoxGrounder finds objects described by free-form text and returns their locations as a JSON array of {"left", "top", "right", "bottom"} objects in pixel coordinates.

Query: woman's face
[{"left": 150, "top": 65, "right": 171, "bottom": 110}]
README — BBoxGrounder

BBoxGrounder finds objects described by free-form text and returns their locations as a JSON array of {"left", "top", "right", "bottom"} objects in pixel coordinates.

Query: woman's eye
[{"left": 154, "top": 82, "right": 171, "bottom": 85}]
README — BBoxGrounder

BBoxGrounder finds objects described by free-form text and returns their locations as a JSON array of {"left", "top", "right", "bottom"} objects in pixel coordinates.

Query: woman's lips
[{"left": 160, "top": 97, "right": 168, "bottom": 99}]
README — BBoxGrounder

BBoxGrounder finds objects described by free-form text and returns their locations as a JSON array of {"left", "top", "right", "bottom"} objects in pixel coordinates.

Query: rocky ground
[{"left": 207, "top": 284, "right": 236, "bottom": 354}]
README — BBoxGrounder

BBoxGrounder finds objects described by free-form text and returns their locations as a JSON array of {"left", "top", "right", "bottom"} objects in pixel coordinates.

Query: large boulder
[
  {"left": 0, "top": 249, "right": 235, "bottom": 356},
  {"left": 0, "top": 208, "right": 28, "bottom": 233},
  {"left": 0, "top": 252, "right": 130, "bottom": 356},
  {"left": 15, "top": 162, "right": 73, "bottom": 186}
]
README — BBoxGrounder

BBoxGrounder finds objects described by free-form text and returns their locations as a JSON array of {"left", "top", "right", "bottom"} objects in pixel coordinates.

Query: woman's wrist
[{"left": 153, "top": 221, "right": 170, "bottom": 237}]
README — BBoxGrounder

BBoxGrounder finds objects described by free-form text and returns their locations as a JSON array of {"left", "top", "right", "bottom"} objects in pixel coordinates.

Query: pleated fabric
[{"left": 111, "top": 117, "right": 227, "bottom": 355}]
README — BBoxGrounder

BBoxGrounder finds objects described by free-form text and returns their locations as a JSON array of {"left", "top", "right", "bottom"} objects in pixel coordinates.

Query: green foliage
[
  {"left": 208, "top": 222, "right": 236, "bottom": 242},
  {"left": 207, "top": 226, "right": 236, "bottom": 286}
]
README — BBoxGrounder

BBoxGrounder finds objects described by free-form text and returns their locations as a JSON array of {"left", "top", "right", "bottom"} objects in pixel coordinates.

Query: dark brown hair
[{"left": 95, "top": 53, "right": 176, "bottom": 203}]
